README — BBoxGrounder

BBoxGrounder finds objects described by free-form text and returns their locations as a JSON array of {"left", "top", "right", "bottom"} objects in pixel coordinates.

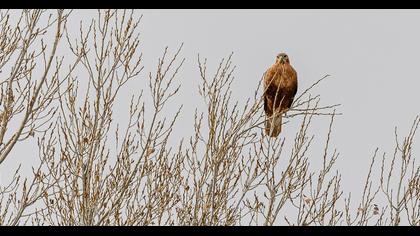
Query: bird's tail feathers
[{"left": 265, "top": 113, "right": 282, "bottom": 137}]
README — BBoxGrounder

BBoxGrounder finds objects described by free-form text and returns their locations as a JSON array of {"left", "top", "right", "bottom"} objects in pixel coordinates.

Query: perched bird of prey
[{"left": 263, "top": 53, "right": 298, "bottom": 137}]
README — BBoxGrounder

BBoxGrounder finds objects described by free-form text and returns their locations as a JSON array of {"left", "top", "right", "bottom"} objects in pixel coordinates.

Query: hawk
[{"left": 263, "top": 53, "right": 298, "bottom": 137}]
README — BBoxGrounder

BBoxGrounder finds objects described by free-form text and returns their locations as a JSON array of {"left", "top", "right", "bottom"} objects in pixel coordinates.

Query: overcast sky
[
  {"left": 1, "top": 9, "right": 420, "bottom": 224},
  {"left": 136, "top": 9, "right": 420, "bottom": 193}
]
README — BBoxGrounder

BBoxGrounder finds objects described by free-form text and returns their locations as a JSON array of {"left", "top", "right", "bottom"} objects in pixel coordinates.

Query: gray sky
[
  {"left": 1, "top": 9, "right": 420, "bottom": 224},
  {"left": 137, "top": 9, "right": 420, "bottom": 194}
]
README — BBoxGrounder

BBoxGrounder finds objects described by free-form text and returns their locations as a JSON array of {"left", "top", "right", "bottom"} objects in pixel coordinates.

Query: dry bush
[{"left": 0, "top": 9, "right": 418, "bottom": 226}]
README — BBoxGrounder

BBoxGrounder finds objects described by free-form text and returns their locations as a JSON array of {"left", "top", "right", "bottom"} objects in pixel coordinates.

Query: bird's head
[{"left": 276, "top": 53, "right": 290, "bottom": 64}]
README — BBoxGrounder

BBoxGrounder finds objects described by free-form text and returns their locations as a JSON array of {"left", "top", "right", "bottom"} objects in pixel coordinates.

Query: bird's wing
[
  {"left": 278, "top": 65, "right": 298, "bottom": 111},
  {"left": 263, "top": 65, "right": 281, "bottom": 92},
  {"left": 263, "top": 65, "right": 282, "bottom": 115},
  {"left": 290, "top": 66, "right": 298, "bottom": 97}
]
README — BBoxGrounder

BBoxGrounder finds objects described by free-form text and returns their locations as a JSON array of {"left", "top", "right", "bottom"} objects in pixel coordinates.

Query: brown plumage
[{"left": 263, "top": 53, "right": 298, "bottom": 137}]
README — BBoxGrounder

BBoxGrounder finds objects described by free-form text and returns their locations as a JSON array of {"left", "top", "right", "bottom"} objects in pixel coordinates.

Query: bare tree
[
  {"left": 0, "top": 9, "right": 75, "bottom": 225},
  {"left": 35, "top": 10, "right": 186, "bottom": 226},
  {"left": 0, "top": 9, "right": 418, "bottom": 226},
  {"left": 344, "top": 116, "right": 420, "bottom": 226}
]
